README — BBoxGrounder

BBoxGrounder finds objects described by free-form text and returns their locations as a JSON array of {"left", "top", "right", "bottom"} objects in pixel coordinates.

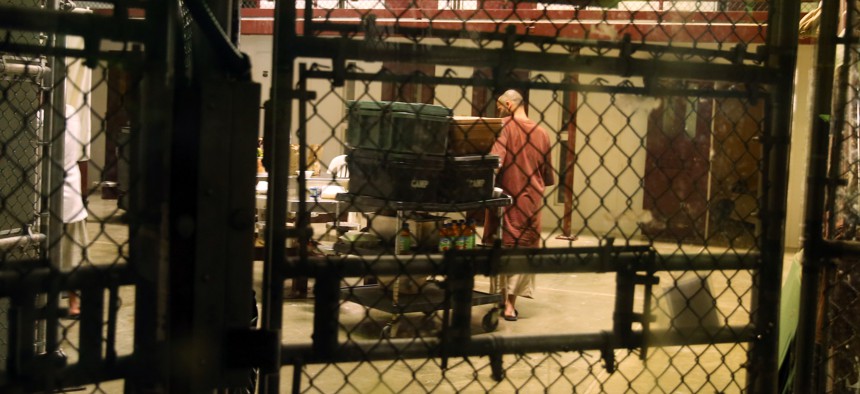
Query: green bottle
[
  {"left": 396, "top": 222, "right": 414, "bottom": 255},
  {"left": 454, "top": 220, "right": 466, "bottom": 250}
]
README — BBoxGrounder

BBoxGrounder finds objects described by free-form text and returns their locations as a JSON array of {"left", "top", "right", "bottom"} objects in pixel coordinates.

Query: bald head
[
  {"left": 496, "top": 89, "right": 526, "bottom": 118},
  {"left": 499, "top": 90, "right": 523, "bottom": 106}
]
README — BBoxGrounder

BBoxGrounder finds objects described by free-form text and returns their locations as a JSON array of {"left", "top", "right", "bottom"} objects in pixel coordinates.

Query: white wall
[
  {"left": 434, "top": 66, "right": 474, "bottom": 116},
  {"left": 785, "top": 44, "right": 814, "bottom": 250},
  {"left": 572, "top": 79, "right": 655, "bottom": 239},
  {"left": 529, "top": 73, "right": 654, "bottom": 239}
]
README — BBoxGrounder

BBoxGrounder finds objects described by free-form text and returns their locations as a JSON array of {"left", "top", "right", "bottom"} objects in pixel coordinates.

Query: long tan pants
[{"left": 491, "top": 274, "right": 535, "bottom": 298}]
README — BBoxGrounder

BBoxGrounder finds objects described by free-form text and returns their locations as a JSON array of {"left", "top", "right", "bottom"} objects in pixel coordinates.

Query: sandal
[{"left": 502, "top": 309, "right": 518, "bottom": 322}]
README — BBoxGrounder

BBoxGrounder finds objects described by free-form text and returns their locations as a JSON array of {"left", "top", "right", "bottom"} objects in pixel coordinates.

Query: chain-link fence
[
  {"left": 0, "top": 0, "right": 139, "bottom": 392},
  {"left": 799, "top": 0, "right": 860, "bottom": 391},
  {"left": 248, "top": 0, "right": 801, "bottom": 392},
  {"left": 0, "top": 0, "right": 832, "bottom": 392},
  {"left": 243, "top": 0, "right": 821, "bottom": 12},
  {"left": 267, "top": 71, "right": 760, "bottom": 391}
]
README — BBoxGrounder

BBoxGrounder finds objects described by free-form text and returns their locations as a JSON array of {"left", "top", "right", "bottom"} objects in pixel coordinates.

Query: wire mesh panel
[
  {"left": 0, "top": 0, "right": 49, "bottom": 381},
  {"left": 0, "top": 73, "right": 42, "bottom": 244},
  {"left": 271, "top": 67, "right": 763, "bottom": 393},
  {"left": 0, "top": 40, "right": 44, "bottom": 382},
  {"left": 247, "top": 0, "right": 799, "bottom": 390},
  {"left": 0, "top": 0, "right": 805, "bottom": 391},
  {"left": 0, "top": 0, "right": 142, "bottom": 391},
  {"left": 814, "top": 0, "right": 860, "bottom": 391}
]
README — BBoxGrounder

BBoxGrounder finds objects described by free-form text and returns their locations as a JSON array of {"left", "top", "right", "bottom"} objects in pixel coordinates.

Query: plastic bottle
[
  {"left": 396, "top": 222, "right": 414, "bottom": 255},
  {"left": 454, "top": 220, "right": 466, "bottom": 250},
  {"left": 459, "top": 219, "right": 470, "bottom": 249},
  {"left": 438, "top": 222, "right": 451, "bottom": 252},
  {"left": 464, "top": 218, "right": 476, "bottom": 249}
]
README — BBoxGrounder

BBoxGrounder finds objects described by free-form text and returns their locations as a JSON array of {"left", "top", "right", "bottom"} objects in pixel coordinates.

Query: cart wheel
[
  {"left": 482, "top": 309, "right": 499, "bottom": 332},
  {"left": 381, "top": 324, "right": 392, "bottom": 339}
]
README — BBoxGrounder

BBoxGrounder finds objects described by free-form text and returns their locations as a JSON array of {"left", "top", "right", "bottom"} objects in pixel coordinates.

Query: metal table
[{"left": 255, "top": 194, "right": 342, "bottom": 214}]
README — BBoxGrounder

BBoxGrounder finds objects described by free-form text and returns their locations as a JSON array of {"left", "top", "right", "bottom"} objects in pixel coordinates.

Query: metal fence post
[
  {"left": 260, "top": 0, "right": 298, "bottom": 391},
  {"left": 752, "top": 0, "right": 801, "bottom": 391},
  {"left": 794, "top": 0, "right": 843, "bottom": 391},
  {"left": 129, "top": 0, "right": 175, "bottom": 391}
]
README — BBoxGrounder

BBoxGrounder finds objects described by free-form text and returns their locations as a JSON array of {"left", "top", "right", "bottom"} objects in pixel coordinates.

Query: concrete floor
[{"left": 61, "top": 194, "right": 782, "bottom": 393}]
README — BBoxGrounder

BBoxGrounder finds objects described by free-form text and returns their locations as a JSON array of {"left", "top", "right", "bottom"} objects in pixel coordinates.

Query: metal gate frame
[
  {"left": 258, "top": 1, "right": 802, "bottom": 393},
  {"left": 0, "top": 0, "right": 810, "bottom": 392},
  {"left": 793, "top": 0, "right": 860, "bottom": 392}
]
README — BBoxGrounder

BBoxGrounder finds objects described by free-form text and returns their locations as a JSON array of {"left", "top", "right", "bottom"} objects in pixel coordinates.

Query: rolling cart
[{"left": 334, "top": 193, "right": 513, "bottom": 338}]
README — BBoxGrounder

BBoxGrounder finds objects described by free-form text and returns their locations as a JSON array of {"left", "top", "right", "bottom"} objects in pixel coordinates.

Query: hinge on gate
[
  {"left": 617, "top": 34, "right": 634, "bottom": 77},
  {"left": 744, "top": 82, "right": 761, "bottom": 106},
  {"left": 286, "top": 90, "right": 317, "bottom": 101},
  {"left": 828, "top": 177, "right": 849, "bottom": 188},
  {"left": 309, "top": 57, "right": 346, "bottom": 87},
  {"left": 599, "top": 236, "right": 615, "bottom": 272},
  {"left": 730, "top": 43, "right": 747, "bottom": 66},
  {"left": 332, "top": 52, "right": 346, "bottom": 87},
  {"left": 642, "top": 75, "right": 656, "bottom": 94}
]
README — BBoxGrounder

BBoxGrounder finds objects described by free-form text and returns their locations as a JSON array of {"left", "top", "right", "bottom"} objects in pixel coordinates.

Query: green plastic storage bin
[
  {"left": 390, "top": 111, "right": 450, "bottom": 155},
  {"left": 346, "top": 101, "right": 390, "bottom": 150},
  {"left": 346, "top": 101, "right": 452, "bottom": 154}
]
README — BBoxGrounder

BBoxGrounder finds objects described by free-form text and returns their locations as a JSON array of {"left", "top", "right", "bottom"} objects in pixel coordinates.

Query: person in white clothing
[{"left": 62, "top": 105, "right": 89, "bottom": 318}]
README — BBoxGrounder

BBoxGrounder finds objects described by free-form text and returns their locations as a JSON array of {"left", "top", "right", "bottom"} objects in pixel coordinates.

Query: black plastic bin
[
  {"left": 439, "top": 155, "right": 499, "bottom": 202},
  {"left": 347, "top": 149, "right": 444, "bottom": 202}
]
